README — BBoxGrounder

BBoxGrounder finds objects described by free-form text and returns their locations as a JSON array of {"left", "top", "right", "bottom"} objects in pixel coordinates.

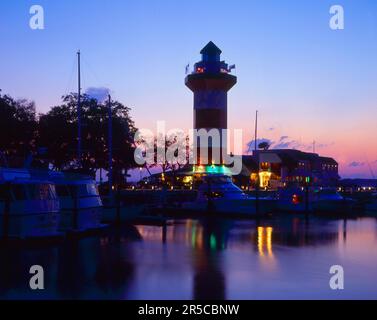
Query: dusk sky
[{"left": 1, "top": 0, "right": 377, "bottom": 178}]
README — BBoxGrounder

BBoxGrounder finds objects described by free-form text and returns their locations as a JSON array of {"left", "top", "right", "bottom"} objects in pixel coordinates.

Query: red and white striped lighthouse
[{"left": 185, "top": 41, "right": 237, "bottom": 166}]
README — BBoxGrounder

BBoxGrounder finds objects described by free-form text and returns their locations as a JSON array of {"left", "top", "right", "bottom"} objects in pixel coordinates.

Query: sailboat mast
[
  {"left": 77, "top": 50, "right": 82, "bottom": 164},
  {"left": 108, "top": 95, "right": 113, "bottom": 197},
  {"left": 254, "top": 110, "right": 258, "bottom": 152},
  {"left": 254, "top": 110, "right": 260, "bottom": 213}
]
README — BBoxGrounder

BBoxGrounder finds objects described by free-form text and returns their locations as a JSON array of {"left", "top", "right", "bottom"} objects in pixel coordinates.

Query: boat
[
  {"left": 0, "top": 168, "right": 60, "bottom": 239},
  {"left": 47, "top": 171, "right": 105, "bottom": 232},
  {"left": 275, "top": 186, "right": 354, "bottom": 215},
  {"left": 275, "top": 186, "right": 313, "bottom": 213},
  {"left": 312, "top": 187, "right": 355, "bottom": 215},
  {"left": 181, "top": 174, "right": 276, "bottom": 216}
]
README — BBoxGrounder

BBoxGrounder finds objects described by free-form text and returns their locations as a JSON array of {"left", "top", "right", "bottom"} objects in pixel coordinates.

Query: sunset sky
[{"left": 1, "top": 0, "right": 377, "bottom": 178}]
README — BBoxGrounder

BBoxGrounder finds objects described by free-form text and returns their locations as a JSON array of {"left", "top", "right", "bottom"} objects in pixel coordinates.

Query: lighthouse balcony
[
  {"left": 185, "top": 72, "right": 237, "bottom": 91},
  {"left": 191, "top": 61, "right": 230, "bottom": 75}
]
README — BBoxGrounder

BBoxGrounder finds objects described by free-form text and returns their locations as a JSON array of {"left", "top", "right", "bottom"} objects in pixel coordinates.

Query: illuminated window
[{"left": 259, "top": 171, "right": 272, "bottom": 188}]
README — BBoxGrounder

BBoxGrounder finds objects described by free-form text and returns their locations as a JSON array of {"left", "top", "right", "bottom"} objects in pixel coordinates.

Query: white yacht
[
  {"left": 182, "top": 175, "right": 276, "bottom": 216},
  {"left": 0, "top": 168, "right": 60, "bottom": 239},
  {"left": 47, "top": 171, "right": 104, "bottom": 232}
]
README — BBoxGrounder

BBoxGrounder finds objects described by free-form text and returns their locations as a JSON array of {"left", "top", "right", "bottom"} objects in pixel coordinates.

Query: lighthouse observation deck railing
[{"left": 191, "top": 60, "right": 232, "bottom": 75}]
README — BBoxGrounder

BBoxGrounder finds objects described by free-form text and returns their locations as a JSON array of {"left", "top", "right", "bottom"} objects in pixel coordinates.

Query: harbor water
[{"left": 1, "top": 215, "right": 377, "bottom": 300}]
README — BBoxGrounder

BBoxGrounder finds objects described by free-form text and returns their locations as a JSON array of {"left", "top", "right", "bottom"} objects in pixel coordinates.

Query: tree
[
  {"left": 0, "top": 90, "right": 37, "bottom": 163},
  {"left": 258, "top": 141, "right": 270, "bottom": 151},
  {"left": 136, "top": 132, "right": 190, "bottom": 174},
  {"left": 38, "top": 93, "right": 137, "bottom": 180}
]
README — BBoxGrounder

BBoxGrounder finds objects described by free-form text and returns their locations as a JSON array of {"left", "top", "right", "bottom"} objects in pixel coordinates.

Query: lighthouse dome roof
[{"left": 200, "top": 41, "right": 222, "bottom": 55}]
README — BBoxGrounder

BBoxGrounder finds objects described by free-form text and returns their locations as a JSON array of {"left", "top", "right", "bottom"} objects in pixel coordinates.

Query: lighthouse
[{"left": 185, "top": 41, "right": 237, "bottom": 169}]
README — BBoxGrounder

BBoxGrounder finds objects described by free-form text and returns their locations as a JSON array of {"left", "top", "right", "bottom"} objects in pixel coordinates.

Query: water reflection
[
  {"left": 1, "top": 216, "right": 377, "bottom": 299},
  {"left": 191, "top": 219, "right": 229, "bottom": 300},
  {"left": 256, "top": 226, "right": 274, "bottom": 258}
]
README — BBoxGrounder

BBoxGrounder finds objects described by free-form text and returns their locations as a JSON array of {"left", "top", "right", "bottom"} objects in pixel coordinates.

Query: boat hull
[
  {"left": 313, "top": 199, "right": 355, "bottom": 215},
  {"left": 276, "top": 202, "right": 312, "bottom": 213},
  {"left": 57, "top": 195, "right": 104, "bottom": 231},
  {"left": 59, "top": 206, "right": 103, "bottom": 231},
  {"left": 0, "top": 200, "right": 60, "bottom": 239}
]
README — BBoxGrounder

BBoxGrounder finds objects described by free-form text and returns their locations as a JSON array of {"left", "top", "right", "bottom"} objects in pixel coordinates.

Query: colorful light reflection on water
[{"left": 0, "top": 216, "right": 377, "bottom": 300}]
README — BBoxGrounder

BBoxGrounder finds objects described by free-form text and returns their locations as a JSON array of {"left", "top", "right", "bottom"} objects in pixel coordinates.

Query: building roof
[
  {"left": 200, "top": 41, "right": 222, "bottom": 55},
  {"left": 318, "top": 156, "right": 338, "bottom": 165},
  {"left": 248, "top": 149, "right": 338, "bottom": 167},
  {"left": 241, "top": 155, "right": 258, "bottom": 172}
]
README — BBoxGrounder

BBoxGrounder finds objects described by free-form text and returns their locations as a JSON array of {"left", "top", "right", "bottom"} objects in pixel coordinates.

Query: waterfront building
[{"left": 235, "top": 149, "right": 339, "bottom": 189}]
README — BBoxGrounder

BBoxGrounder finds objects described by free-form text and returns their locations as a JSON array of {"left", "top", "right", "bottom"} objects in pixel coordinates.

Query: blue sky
[{"left": 1, "top": 0, "right": 377, "bottom": 177}]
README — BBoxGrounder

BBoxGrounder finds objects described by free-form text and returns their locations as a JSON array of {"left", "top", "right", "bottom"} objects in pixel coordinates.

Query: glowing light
[
  {"left": 257, "top": 226, "right": 274, "bottom": 258},
  {"left": 191, "top": 225, "right": 197, "bottom": 248},
  {"left": 259, "top": 171, "right": 272, "bottom": 188},
  {"left": 183, "top": 176, "right": 193, "bottom": 184},
  {"left": 292, "top": 194, "right": 301, "bottom": 205},
  {"left": 210, "top": 234, "right": 217, "bottom": 250},
  {"left": 257, "top": 227, "right": 264, "bottom": 257},
  {"left": 266, "top": 227, "right": 273, "bottom": 257}
]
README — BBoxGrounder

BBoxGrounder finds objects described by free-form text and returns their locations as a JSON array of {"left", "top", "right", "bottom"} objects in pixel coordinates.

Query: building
[
  {"left": 234, "top": 149, "right": 340, "bottom": 189},
  {"left": 185, "top": 41, "right": 237, "bottom": 166}
]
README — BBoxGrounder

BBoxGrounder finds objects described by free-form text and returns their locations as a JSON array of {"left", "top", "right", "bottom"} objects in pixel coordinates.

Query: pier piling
[{"left": 2, "top": 182, "right": 11, "bottom": 239}]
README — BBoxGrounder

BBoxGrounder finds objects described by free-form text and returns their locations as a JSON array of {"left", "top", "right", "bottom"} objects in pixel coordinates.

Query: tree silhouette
[
  {"left": 38, "top": 93, "right": 137, "bottom": 181},
  {"left": 0, "top": 90, "right": 37, "bottom": 164},
  {"left": 258, "top": 141, "right": 270, "bottom": 151}
]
